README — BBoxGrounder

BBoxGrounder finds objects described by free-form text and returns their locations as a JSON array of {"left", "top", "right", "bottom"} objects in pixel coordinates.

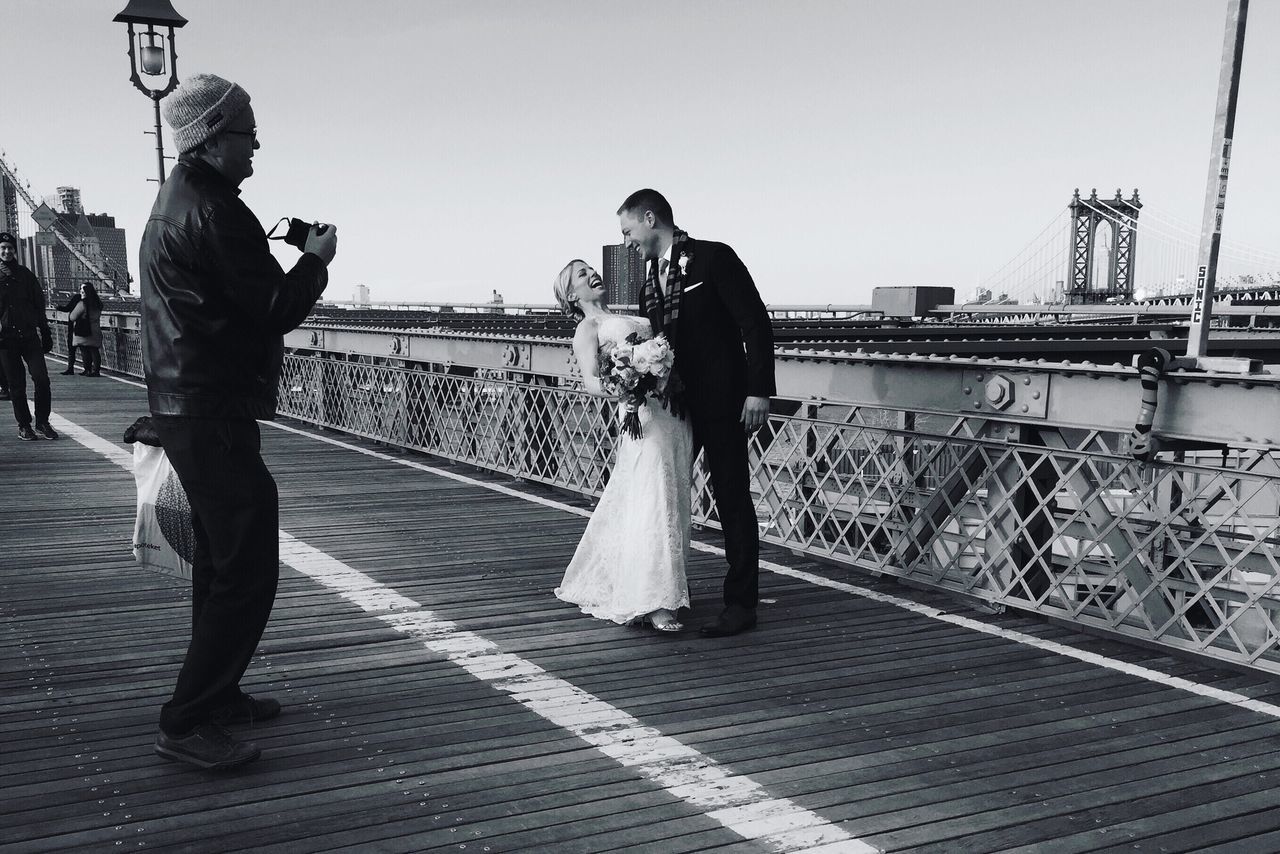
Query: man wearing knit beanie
[{"left": 140, "top": 72, "right": 337, "bottom": 770}]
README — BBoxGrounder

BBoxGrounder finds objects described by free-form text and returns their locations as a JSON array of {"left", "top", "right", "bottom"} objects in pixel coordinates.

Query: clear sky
[{"left": 4, "top": 1, "right": 1278, "bottom": 306}]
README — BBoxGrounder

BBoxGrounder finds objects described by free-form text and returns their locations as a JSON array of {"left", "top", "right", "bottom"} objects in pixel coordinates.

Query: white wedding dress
[{"left": 555, "top": 315, "right": 694, "bottom": 624}]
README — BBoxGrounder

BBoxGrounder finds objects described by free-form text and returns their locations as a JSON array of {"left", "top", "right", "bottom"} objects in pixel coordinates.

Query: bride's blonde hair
[{"left": 554, "top": 259, "right": 587, "bottom": 320}]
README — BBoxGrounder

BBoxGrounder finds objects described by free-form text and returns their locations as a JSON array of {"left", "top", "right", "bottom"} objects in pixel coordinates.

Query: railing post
[{"left": 1186, "top": 0, "right": 1249, "bottom": 361}]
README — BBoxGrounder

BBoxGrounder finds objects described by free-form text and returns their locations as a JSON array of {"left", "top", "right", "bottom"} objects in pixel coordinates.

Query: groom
[{"left": 618, "top": 189, "right": 775, "bottom": 637}]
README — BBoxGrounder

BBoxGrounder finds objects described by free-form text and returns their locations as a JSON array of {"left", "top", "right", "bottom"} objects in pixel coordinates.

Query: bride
[{"left": 552, "top": 259, "right": 693, "bottom": 632}]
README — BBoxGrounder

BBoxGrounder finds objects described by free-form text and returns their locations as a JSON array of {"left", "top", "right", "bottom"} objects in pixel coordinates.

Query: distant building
[
  {"left": 85, "top": 214, "right": 129, "bottom": 291},
  {"left": 602, "top": 243, "right": 644, "bottom": 306},
  {"left": 46, "top": 211, "right": 130, "bottom": 295},
  {"left": 354, "top": 284, "right": 371, "bottom": 306},
  {"left": 22, "top": 188, "right": 130, "bottom": 295},
  {"left": 44, "top": 186, "right": 83, "bottom": 215},
  {"left": 26, "top": 209, "right": 131, "bottom": 297}
]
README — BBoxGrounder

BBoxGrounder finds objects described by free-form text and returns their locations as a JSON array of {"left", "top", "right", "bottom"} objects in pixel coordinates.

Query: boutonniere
[{"left": 677, "top": 252, "right": 690, "bottom": 277}]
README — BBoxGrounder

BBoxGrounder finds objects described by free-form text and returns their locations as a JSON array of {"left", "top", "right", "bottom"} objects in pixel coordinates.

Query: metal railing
[{"left": 71, "top": 323, "right": 1280, "bottom": 674}]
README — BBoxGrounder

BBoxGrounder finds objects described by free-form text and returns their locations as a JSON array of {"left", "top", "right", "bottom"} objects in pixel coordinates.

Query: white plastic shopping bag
[{"left": 132, "top": 443, "right": 195, "bottom": 580}]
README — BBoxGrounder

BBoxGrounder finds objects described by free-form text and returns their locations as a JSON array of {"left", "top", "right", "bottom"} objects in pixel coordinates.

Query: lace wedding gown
[{"left": 555, "top": 315, "right": 694, "bottom": 624}]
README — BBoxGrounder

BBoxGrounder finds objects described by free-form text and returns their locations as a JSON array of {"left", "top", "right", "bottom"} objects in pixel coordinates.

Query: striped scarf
[
  {"left": 642, "top": 230, "right": 690, "bottom": 418},
  {"left": 644, "top": 229, "right": 690, "bottom": 337}
]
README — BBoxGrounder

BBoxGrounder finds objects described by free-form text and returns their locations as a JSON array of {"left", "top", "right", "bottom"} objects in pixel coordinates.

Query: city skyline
[
  {"left": 3, "top": 1, "right": 1279, "bottom": 307},
  {"left": 8, "top": 182, "right": 133, "bottom": 296}
]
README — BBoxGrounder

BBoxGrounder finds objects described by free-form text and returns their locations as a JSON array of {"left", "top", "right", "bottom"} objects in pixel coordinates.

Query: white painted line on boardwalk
[
  {"left": 58, "top": 380, "right": 1280, "bottom": 723},
  {"left": 281, "top": 533, "right": 872, "bottom": 853},
  {"left": 47, "top": 409, "right": 873, "bottom": 854}
]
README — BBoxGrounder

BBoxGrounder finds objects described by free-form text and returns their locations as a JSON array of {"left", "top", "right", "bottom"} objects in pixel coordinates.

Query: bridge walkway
[{"left": 5, "top": 362, "right": 1280, "bottom": 853}]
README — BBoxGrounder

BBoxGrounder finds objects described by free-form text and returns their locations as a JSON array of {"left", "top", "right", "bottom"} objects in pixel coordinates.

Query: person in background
[
  {"left": 0, "top": 231, "right": 57, "bottom": 440},
  {"left": 68, "top": 282, "right": 103, "bottom": 376},
  {"left": 57, "top": 288, "right": 83, "bottom": 375}
]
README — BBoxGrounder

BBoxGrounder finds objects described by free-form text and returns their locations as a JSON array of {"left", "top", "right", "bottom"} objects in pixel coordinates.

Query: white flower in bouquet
[
  {"left": 643, "top": 335, "right": 674, "bottom": 372},
  {"left": 632, "top": 335, "right": 674, "bottom": 378},
  {"left": 632, "top": 348, "right": 655, "bottom": 374}
]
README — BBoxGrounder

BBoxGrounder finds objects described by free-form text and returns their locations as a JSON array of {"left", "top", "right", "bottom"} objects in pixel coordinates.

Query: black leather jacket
[{"left": 140, "top": 158, "right": 327, "bottom": 419}]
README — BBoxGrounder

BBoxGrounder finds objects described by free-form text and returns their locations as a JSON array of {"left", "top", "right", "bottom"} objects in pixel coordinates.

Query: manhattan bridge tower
[{"left": 1067, "top": 188, "right": 1142, "bottom": 304}]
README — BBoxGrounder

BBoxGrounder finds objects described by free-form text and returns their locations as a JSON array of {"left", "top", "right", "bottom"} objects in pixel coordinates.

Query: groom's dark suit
[{"left": 641, "top": 237, "right": 775, "bottom": 610}]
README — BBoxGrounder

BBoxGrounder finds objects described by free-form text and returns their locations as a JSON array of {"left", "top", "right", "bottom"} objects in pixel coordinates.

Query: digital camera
[{"left": 268, "top": 218, "right": 328, "bottom": 250}]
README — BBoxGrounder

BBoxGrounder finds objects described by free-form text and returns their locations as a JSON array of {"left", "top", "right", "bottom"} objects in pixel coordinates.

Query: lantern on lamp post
[{"left": 113, "top": 0, "right": 188, "bottom": 186}]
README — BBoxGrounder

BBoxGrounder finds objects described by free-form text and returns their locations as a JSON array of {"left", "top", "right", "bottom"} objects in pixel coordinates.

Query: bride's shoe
[{"left": 645, "top": 609, "right": 683, "bottom": 633}]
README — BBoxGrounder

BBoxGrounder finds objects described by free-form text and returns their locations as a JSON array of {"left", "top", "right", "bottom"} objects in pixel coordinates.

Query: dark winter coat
[
  {"left": 0, "top": 260, "right": 50, "bottom": 349},
  {"left": 139, "top": 157, "right": 328, "bottom": 419}
]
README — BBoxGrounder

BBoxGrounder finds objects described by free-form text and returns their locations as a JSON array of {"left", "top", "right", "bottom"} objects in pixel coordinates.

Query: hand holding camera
[
  {"left": 303, "top": 222, "right": 338, "bottom": 265},
  {"left": 268, "top": 217, "right": 338, "bottom": 265}
]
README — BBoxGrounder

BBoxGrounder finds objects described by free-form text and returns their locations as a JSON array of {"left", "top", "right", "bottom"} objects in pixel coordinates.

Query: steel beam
[
  {"left": 281, "top": 321, "right": 1280, "bottom": 450},
  {"left": 772, "top": 352, "right": 1280, "bottom": 449}
]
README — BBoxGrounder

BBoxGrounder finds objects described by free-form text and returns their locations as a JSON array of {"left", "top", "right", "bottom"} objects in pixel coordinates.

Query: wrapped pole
[{"left": 1186, "top": 0, "right": 1249, "bottom": 360}]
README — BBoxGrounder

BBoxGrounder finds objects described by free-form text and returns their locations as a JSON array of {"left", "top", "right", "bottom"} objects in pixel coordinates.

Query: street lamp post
[{"left": 113, "top": 0, "right": 188, "bottom": 186}]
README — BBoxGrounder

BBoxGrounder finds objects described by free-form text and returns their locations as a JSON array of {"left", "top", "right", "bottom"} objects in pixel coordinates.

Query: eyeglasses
[{"left": 225, "top": 128, "right": 258, "bottom": 141}]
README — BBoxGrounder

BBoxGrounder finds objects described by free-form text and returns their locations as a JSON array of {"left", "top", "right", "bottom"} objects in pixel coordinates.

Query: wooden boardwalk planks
[{"left": 3, "top": 363, "right": 1280, "bottom": 852}]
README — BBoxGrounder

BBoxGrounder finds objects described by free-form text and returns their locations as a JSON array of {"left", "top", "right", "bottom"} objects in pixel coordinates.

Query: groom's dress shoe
[{"left": 699, "top": 607, "right": 757, "bottom": 637}]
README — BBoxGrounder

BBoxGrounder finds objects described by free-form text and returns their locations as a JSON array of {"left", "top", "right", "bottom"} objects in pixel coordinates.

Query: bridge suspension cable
[
  {"left": 1074, "top": 196, "right": 1280, "bottom": 297},
  {"left": 979, "top": 194, "right": 1280, "bottom": 306},
  {"left": 975, "top": 205, "right": 1072, "bottom": 304}
]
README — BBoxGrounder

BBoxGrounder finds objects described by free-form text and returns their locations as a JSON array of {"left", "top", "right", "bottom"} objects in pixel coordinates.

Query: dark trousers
[
  {"left": 64, "top": 325, "right": 77, "bottom": 371},
  {"left": 0, "top": 340, "right": 51, "bottom": 428},
  {"left": 691, "top": 412, "right": 760, "bottom": 609},
  {"left": 151, "top": 415, "right": 280, "bottom": 736},
  {"left": 81, "top": 347, "right": 100, "bottom": 375}
]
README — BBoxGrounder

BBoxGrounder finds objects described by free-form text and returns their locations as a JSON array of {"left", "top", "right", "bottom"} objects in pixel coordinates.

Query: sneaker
[
  {"left": 154, "top": 723, "right": 260, "bottom": 770},
  {"left": 210, "top": 693, "right": 282, "bottom": 726},
  {"left": 33, "top": 422, "right": 58, "bottom": 440},
  {"left": 17, "top": 425, "right": 37, "bottom": 441}
]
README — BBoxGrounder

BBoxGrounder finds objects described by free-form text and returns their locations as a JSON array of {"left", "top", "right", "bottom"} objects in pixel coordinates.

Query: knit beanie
[{"left": 161, "top": 73, "right": 252, "bottom": 154}]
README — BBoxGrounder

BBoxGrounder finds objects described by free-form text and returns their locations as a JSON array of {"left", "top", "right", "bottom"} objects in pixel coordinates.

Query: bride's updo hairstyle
[{"left": 554, "top": 259, "right": 587, "bottom": 320}]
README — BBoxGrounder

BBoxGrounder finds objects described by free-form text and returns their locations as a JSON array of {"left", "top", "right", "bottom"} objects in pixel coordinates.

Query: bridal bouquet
[{"left": 597, "top": 332, "right": 676, "bottom": 440}]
